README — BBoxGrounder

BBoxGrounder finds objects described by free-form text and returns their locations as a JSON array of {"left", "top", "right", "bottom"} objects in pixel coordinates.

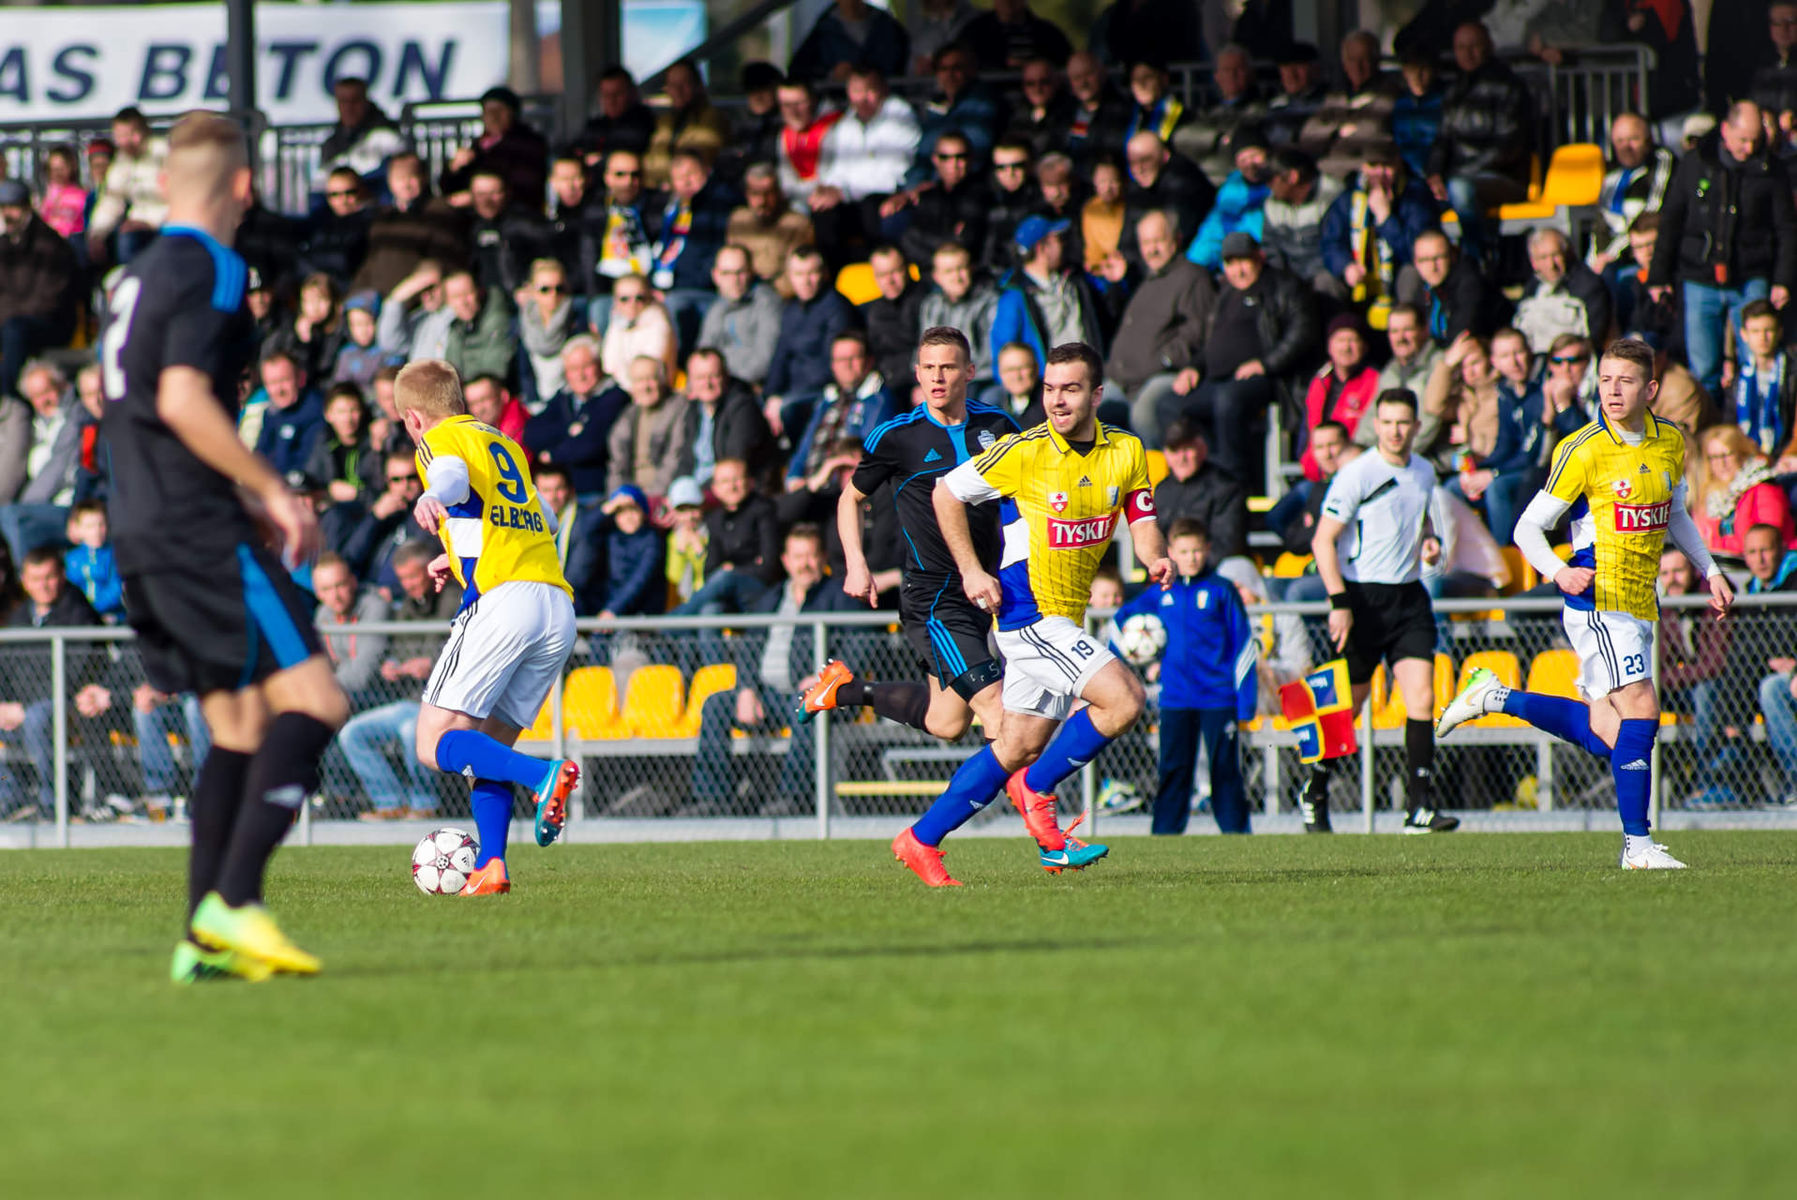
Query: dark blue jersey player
[{"left": 100, "top": 113, "right": 349, "bottom": 983}]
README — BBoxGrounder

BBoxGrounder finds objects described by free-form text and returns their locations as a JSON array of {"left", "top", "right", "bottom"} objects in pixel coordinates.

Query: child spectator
[
  {"left": 306, "top": 383, "right": 380, "bottom": 505},
  {"left": 62, "top": 500, "right": 123, "bottom": 622},
  {"left": 597, "top": 485, "right": 667, "bottom": 618},
  {"left": 1081, "top": 157, "right": 1126, "bottom": 271},
  {"left": 37, "top": 145, "right": 88, "bottom": 241},
  {"left": 1111, "top": 519, "right": 1257, "bottom": 835},
  {"left": 264, "top": 272, "right": 346, "bottom": 385},
  {"left": 330, "top": 290, "right": 394, "bottom": 390},
  {"left": 664, "top": 475, "right": 709, "bottom": 606},
  {"left": 1089, "top": 566, "right": 1125, "bottom": 647}
]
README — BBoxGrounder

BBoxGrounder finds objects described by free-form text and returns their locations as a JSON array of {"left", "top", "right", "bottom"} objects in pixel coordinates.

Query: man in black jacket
[
  {"left": 981, "top": 140, "right": 1042, "bottom": 273},
  {"left": 0, "top": 548, "right": 117, "bottom": 819},
  {"left": 1153, "top": 419, "right": 1248, "bottom": 559},
  {"left": 893, "top": 132, "right": 991, "bottom": 271},
  {"left": 339, "top": 451, "right": 431, "bottom": 595},
  {"left": 1399, "top": 229, "right": 1508, "bottom": 346},
  {"left": 465, "top": 170, "right": 548, "bottom": 296},
  {"left": 678, "top": 348, "right": 778, "bottom": 488},
  {"left": 1425, "top": 21, "right": 1533, "bottom": 264},
  {"left": 580, "top": 66, "right": 657, "bottom": 167},
  {"left": 1513, "top": 228, "right": 1613, "bottom": 354},
  {"left": 1649, "top": 100, "right": 1797, "bottom": 397},
  {"left": 523, "top": 336, "right": 627, "bottom": 500},
  {"left": 1160, "top": 231, "right": 1318, "bottom": 487},
  {"left": 0, "top": 183, "right": 78, "bottom": 402},
  {"left": 859, "top": 245, "right": 926, "bottom": 390},
  {"left": 1105, "top": 208, "right": 1217, "bottom": 446},
  {"left": 1120, "top": 133, "right": 1216, "bottom": 269},
  {"left": 1054, "top": 51, "right": 1132, "bottom": 171},
  {"left": 671, "top": 457, "right": 783, "bottom": 615}
]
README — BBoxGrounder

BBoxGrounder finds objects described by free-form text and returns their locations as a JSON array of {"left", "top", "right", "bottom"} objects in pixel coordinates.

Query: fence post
[
  {"left": 52, "top": 634, "right": 68, "bottom": 848},
  {"left": 814, "top": 621, "right": 831, "bottom": 840},
  {"left": 1360, "top": 692, "right": 1375, "bottom": 834}
]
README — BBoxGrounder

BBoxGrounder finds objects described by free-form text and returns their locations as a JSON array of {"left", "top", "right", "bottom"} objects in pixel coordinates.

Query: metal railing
[{"left": 6, "top": 591, "right": 1796, "bottom": 848}]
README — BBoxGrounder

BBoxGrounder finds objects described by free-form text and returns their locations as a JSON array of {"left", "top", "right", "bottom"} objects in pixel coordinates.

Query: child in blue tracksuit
[
  {"left": 1113, "top": 519, "right": 1258, "bottom": 834},
  {"left": 63, "top": 499, "right": 125, "bottom": 623}
]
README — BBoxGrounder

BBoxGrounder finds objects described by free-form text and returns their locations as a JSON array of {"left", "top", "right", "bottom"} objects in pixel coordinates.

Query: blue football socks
[
  {"left": 1611, "top": 719, "right": 1657, "bottom": 837},
  {"left": 436, "top": 729, "right": 554, "bottom": 791},
  {"left": 1501, "top": 692, "right": 1612, "bottom": 759},
  {"left": 1022, "top": 709, "right": 1111, "bottom": 794},
  {"left": 912, "top": 744, "right": 1009, "bottom": 847},
  {"left": 470, "top": 780, "right": 512, "bottom": 867}
]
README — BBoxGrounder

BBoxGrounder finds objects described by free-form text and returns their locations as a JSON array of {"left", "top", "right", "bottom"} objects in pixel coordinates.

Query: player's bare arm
[
  {"left": 1310, "top": 512, "right": 1353, "bottom": 650},
  {"left": 933, "top": 478, "right": 1000, "bottom": 611},
  {"left": 836, "top": 479, "right": 879, "bottom": 605},
  {"left": 156, "top": 365, "right": 316, "bottom": 565},
  {"left": 1129, "top": 517, "right": 1174, "bottom": 590}
]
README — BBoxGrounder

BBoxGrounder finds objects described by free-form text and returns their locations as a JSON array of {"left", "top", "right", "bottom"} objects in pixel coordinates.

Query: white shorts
[
  {"left": 1562, "top": 608, "right": 1654, "bottom": 700},
  {"left": 994, "top": 615, "right": 1117, "bottom": 720},
  {"left": 424, "top": 581, "right": 577, "bottom": 729}
]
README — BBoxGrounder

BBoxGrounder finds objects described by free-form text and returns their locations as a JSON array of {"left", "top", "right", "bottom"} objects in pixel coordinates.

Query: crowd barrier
[{"left": 5, "top": 592, "right": 1796, "bottom": 849}]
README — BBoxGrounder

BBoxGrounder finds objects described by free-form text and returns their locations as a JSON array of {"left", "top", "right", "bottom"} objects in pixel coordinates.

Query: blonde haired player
[
  {"left": 396, "top": 360, "right": 580, "bottom": 895},
  {"left": 1437, "top": 338, "right": 1733, "bottom": 868},
  {"left": 889, "top": 342, "right": 1173, "bottom": 886}
]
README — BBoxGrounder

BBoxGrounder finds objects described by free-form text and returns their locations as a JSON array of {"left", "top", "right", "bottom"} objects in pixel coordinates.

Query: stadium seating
[
  {"left": 1525, "top": 649, "right": 1581, "bottom": 700},
  {"left": 620, "top": 665, "right": 686, "bottom": 737},
  {"left": 563, "top": 667, "right": 623, "bottom": 739},
  {"left": 678, "top": 663, "right": 738, "bottom": 737},
  {"left": 835, "top": 261, "right": 919, "bottom": 304}
]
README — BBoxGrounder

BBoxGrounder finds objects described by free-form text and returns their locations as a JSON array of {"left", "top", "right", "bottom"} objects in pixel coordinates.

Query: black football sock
[
  {"left": 217, "top": 713, "right": 337, "bottom": 907},
  {"left": 1300, "top": 761, "right": 1333, "bottom": 810},
  {"left": 836, "top": 681, "right": 933, "bottom": 732},
  {"left": 1405, "top": 718, "right": 1436, "bottom": 811},
  {"left": 186, "top": 748, "right": 253, "bottom": 926}
]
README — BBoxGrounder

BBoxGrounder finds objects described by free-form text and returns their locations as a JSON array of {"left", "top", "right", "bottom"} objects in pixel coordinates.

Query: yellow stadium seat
[
  {"left": 1525, "top": 649, "right": 1581, "bottom": 700},
  {"left": 836, "top": 261, "right": 920, "bottom": 305},
  {"left": 677, "top": 663, "right": 737, "bottom": 737},
  {"left": 1500, "top": 544, "right": 1538, "bottom": 596},
  {"left": 1146, "top": 450, "right": 1168, "bottom": 486},
  {"left": 563, "top": 666, "right": 623, "bottom": 739},
  {"left": 622, "top": 664, "right": 686, "bottom": 738},
  {"left": 518, "top": 693, "right": 556, "bottom": 743},
  {"left": 1371, "top": 653, "right": 1454, "bottom": 728},
  {"left": 1551, "top": 542, "right": 1573, "bottom": 563},
  {"left": 1457, "top": 651, "right": 1524, "bottom": 726},
  {"left": 1272, "top": 552, "right": 1313, "bottom": 578},
  {"left": 1497, "top": 144, "right": 1604, "bottom": 222}
]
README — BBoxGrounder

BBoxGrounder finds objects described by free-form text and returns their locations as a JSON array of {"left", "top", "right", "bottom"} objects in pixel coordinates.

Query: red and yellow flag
[{"left": 1278, "top": 659, "right": 1359, "bottom": 764}]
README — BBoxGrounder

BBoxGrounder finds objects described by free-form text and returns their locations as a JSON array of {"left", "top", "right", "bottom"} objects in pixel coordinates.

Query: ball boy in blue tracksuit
[{"left": 1112, "top": 519, "right": 1258, "bottom": 834}]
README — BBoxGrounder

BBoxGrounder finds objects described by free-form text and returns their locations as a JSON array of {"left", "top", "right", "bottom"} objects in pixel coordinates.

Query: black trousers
[
  {"left": 1153, "top": 707, "right": 1250, "bottom": 835},
  {"left": 1159, "top": 376, "right": 1272, "bottom": 487}
]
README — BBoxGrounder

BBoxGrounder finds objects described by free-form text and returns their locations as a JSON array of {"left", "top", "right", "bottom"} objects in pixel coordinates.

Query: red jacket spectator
[
  {"left": 1695, "top": 426, "right": 1797, "bottom": 557},
  {"left": 1300, "top": 317, "right": 1379, "bottom": 481}
]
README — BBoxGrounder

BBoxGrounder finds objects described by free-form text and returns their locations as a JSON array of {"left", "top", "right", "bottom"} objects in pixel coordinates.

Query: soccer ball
[
  {"left": 1117, "top": 613, "right": 1168, "bottom": 666},
  {"left": 412, "top": 827, "right": 478, "bottom": 895}
]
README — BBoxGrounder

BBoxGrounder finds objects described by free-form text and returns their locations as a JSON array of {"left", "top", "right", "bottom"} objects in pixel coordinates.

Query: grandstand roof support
[
  {"left": 225, "top": 0, "right": 256, "bottom": 156},
  {"left": 560, "top": 0, "right": 623, "bottom": 143}
]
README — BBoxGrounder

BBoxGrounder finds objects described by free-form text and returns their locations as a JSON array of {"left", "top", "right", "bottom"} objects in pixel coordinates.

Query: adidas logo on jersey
[
  {"left": 1619, "top": 758, "right": 1649, "bottom": 771},
  {"left": 1077, "top": 475, "right": 1091, "bottom": 487},
  {"left": 923, "top": 448, "right": 942, "bottom": 463}
]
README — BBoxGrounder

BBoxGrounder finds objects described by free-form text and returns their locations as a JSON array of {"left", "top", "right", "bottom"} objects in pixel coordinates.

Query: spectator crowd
[{"left": 12, "top": 0, "right": 1797, "bottom": 817}]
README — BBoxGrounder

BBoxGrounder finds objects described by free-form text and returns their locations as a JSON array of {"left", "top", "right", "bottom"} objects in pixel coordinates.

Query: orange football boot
[
  {"left": 892, "top": 828, "right": 963, "bottom": 887},
  {"left": 795, "top": 659, "right": 855, "bottom": 723},
  {"left": 1006, "top": 770, "right": 1067, "bottom": 852},
  {"left": 458, "top": 859, "right": 511, "bottom": 896}
]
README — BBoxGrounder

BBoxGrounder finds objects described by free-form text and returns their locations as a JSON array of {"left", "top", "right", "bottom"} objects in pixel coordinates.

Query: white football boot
[
  {"left": 1437, "top": 665, "right": 1506, "bottom": 737},
  {"left": 1620, "top": 841, "right": 1688, "bottom": 870}
]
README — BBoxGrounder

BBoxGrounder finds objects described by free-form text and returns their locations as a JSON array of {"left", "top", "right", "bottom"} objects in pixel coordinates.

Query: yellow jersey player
[
  {"left": 890, "top": 342, "right": 1173, "bottom": 886},
  {"left": 396, "top": 360, "right": 581, "bottom": 895},
  {"left": 1437, "top": 338, "right": 1733, "bottom": 869}
]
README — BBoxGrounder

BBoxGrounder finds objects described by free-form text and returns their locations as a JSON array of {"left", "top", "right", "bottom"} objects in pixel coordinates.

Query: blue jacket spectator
[
  {"left": 1319, "top": 166, "right": 1438, "bottom": 281},
  {"left": 251, "top": 364, "right": 325, "bottom": 478},
  {"left": 1188, "top": 169, "right": 1270, "bottom": 271},
  {"left": 596, "top": 485, "right": 666, "bottom": 617},
  {"left": 1391, "top": 55, "right": 1445, "bottom": 182},
  {"left": 561, "top": 504, "right": 610, "bottom": 616},
  {"left": 788, "top": 0, "right": 910, "bottom": 84},
  {"left": 990, "top": 218, "right": 1110, "bottom": 371},
  {"left": 764, "top": 264, "right": 858, "bottom": 403},
  {"left": 64, "top": 543, "right": 123, "bottom": 622},
  {"left": 786, "top": 339, "right": 897, "bottom": 485},
  {"left": 523, "top": 343, "right": 629, "bottom": 500},
  {"left": 1112, "top": 567, "right": 1256, "bottom": 717}
]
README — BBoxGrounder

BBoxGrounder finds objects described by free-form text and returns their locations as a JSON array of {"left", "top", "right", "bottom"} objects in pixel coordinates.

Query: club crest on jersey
[
  {"left": 977, "top": 430, "right": 996, "bottom": 450},
  {"left": 1612, "top": 477, "right": 1633, "bottom": 501},
  {"left": 1050, "top": 490, "right": 1069, "bottom": 512}
]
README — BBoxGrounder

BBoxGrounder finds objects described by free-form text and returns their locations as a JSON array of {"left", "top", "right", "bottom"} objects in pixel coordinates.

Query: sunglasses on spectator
[
  {"left": 536, "top": 284, "right": 568, "bottom": 294},
  {"left": 327, "top": 189, "right": 358, "bottom": 199},
  {"left": 994, "top": 160, "right": 1028, "bottom": 171},
  {"left": 935, "top": 151, "right": 968, "bottom": 161},
  {"left": 614, "top": 293, "right": 646, "bottom": 303},
  {"left": 1549, "top": 354, "right": 1590, "bottom": 365}
]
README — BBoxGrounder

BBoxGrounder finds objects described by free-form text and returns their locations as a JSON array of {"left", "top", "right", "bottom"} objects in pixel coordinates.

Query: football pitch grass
[{"left": 3, "top": 833, "right": 1794, "bottom": 1198}]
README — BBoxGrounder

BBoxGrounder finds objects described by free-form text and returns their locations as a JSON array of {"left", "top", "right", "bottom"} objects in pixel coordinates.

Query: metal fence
[{"left": 5, "top": 593, "right": 1796, "bottom": 847}]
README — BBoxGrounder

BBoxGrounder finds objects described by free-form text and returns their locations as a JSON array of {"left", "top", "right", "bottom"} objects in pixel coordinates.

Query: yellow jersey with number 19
[
  {"left": 416, "top": 414, "right": 572, "bottom": 611},
  {"left": 1543, "top": 409, "right": 1684, "bottom": 622},
  {"left": 946, "top": 421, "right": 1155, "bottom": 630}
]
